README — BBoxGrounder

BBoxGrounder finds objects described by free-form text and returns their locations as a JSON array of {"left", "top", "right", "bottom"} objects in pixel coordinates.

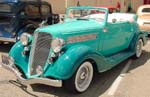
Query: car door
[{"left": 100, "top": 22, "right": 131, "bottom": 56}]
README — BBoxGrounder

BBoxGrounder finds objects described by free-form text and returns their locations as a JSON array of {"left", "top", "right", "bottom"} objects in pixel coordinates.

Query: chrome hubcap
[
  {"left": 77, "top": 67, "right": 89, "bottom": 86},
  {"left": 80, "top": 71, "right": 86, "bottom": 80},
  {"left": 75, "top": 62, "right": 93, "bottom": 92}
]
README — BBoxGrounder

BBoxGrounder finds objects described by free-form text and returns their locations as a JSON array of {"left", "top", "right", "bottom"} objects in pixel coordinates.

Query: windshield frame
[{"left": 66, "top": 6, "right": 108, "bottom": 24}]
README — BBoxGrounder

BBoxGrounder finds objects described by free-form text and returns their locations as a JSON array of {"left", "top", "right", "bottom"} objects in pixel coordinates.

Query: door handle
[{"left": 103, "top": 28, "right": 108, "bottom": 33}]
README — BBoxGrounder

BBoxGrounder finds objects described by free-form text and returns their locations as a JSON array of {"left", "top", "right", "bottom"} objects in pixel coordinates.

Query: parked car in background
[
  {"left": 137, "top": 5, "right": 150, "bottom": 34},
  {"left": 1, "top": 6, "right": 147, "bottom": 93},
  {"left": 0, "top": 0, "right": 59, "bottom": 43}
]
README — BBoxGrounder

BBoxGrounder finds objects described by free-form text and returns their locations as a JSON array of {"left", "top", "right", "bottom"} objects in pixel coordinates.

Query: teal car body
[{"left": 2, "top": 6, "right": 147, "bottom": 93}]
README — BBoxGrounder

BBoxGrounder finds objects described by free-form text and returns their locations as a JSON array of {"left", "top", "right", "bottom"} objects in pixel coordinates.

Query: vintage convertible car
[
  {"left": 0, "top": 0, "right": 59, "bottom": 43},
  {"left": 1, "top": 6, "right": 147, "bottom": 93},
  {"left": 137, "top": 5, "right": 150, "bottom": 33}
]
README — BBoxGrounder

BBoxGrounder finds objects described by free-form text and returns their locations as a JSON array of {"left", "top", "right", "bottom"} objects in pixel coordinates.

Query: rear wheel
[
  {"left": 64, "top": 61, "right": 93, "bottom": 93},
  {"left": 135, "top": 39, "right": 143, "bottom": 58}
]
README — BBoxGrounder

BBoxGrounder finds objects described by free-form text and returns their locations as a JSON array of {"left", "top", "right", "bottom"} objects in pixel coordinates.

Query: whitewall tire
[
  {"left": 64, "top": 61, "right": 94, "bottom": 93},
  {"left": 135, "top": 39, "right": 143, "bottom": 58}
]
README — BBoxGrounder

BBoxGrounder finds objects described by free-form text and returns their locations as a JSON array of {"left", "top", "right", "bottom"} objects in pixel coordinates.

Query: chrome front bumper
[{"left": 0, "top": 55, "right": 62, "bottom": 87}]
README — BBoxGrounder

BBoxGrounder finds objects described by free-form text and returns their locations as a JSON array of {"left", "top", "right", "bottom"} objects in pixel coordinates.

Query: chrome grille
[{"left": 29, "top": 32, "right": 52, "bottom": 75}]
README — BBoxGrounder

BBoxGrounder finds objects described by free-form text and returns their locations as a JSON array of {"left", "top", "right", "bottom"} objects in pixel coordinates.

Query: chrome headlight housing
[
  {"left": 20, "top": 33, "right": 31, "bottom": 46},
  {"left": 51, "top": 38, "right": 65, "bottom": 53}
]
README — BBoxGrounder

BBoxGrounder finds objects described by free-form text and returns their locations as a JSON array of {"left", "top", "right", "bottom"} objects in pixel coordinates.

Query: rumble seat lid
[{"left": 108, "top": 13, "right": 137, "bottom": 23}]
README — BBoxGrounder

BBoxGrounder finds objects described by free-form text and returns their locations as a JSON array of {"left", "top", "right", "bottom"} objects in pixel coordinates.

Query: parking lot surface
[{"left": 0, "top": 40, "right": 150, "bottom": 97}]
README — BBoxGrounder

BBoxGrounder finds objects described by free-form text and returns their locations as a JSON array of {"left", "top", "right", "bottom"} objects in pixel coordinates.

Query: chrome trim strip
[
  {"left": 67, "top": 33, "right": 97, "bottom": 44},
  {"left": 0, "top": 37, "right": 16, "bottom": 42},
  {"left": 0, "top": 55, "right": 62, "bottom": 87}
]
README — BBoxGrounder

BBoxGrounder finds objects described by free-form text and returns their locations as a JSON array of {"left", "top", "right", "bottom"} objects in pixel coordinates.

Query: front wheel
[
  {"left": 64, "top": 61, "right": 93, "bottom": 93},
  {"left": 134, "top": 39, "right": 143, "bottom": 58}
]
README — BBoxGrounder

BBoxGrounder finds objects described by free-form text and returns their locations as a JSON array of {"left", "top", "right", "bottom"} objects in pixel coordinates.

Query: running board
[{"left": 106, "top": 50, "right": 135, "bottom": 66}]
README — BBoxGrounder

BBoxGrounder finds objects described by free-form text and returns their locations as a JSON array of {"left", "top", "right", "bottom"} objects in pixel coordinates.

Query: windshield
[
  {"left": 0, "top": 4, "right": 12, "bottom": 12},
  {"left": 67, "top": 8, "right": 106, "bottom": 22}
]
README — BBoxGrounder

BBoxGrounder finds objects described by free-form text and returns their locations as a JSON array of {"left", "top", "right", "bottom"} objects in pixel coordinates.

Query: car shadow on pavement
[
  {"left": 9, "top": 80, "right": 39, "bottom": 97},
  {"left": 129, "top": 50, "right": 150, "bottom": 71}
]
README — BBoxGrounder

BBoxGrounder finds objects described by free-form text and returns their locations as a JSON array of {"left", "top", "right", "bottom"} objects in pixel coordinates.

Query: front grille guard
[{"left": 28, "top": 32, "right": 52, "bottom": 76}]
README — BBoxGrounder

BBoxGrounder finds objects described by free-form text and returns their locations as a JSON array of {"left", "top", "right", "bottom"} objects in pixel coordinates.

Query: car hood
[{"left": 36, "top": 19, "right": 104, "bottom": 37}]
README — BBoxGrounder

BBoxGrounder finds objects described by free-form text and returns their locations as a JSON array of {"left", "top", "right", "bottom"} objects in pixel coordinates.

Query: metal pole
[
  {"left": 77, "top": 0, "right": 80, "bottom": 6},
  {"left": 65, "top": 0, "right": 68, "bottom": 9}
]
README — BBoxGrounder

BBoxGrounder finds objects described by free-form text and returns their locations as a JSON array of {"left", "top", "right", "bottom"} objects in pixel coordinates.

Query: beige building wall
[
  {"left": 69, "top": 0, "right": 117, "bottom": 7},
  {"left": 131, "top": 0, "right": 144, "bottom": 12},
  {"left": 43, "top": 0, "right": 66, "bottom": 14},
  {"left": 97, "top": 0, "right": 118, "bottom": 6},
  {"left": 75, "top": 0, "right": 96, "bottom": 6},
  {"left": 43, "top": 0, "right": 144, "bottom": 14}
]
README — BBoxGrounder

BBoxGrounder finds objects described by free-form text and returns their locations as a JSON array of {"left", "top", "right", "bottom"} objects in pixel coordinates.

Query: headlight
[
  {"left": 51, "top": 38, "right": 65, "bottom": 53},
  {"left": 20, "top": 33, "right": 31, "bottom": 46}
]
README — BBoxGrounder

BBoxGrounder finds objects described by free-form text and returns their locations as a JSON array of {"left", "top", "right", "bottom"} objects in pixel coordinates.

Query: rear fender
[{"left": 128, "top": 32, "right": 147, "bottom": 51}]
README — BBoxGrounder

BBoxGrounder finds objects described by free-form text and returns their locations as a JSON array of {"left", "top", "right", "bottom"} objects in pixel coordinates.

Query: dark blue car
[{"left": 0, "top": 0, "right": 59, "bottom": 43}]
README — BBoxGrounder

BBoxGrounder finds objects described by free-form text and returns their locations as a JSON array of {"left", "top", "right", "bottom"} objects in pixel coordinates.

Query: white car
[{"left": 137, "top": 5, "right": 150, "bottom": 33}]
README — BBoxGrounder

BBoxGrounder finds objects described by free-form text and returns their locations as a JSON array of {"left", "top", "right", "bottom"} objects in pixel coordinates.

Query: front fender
[
  {"left": 9, "top": 41, "right": 29, "bottom": 77},
  {"left": 44, "top": 45, "right": 96, "bottom": 80}
]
